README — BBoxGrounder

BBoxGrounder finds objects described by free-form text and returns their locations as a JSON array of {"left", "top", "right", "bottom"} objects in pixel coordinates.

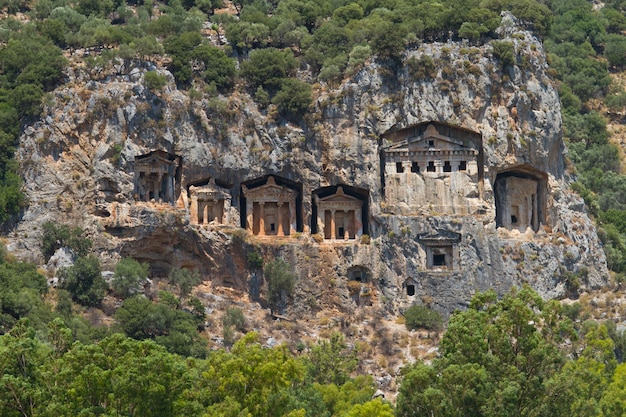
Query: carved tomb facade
[
  {"left": 314, "top": 186, "right": 364, "bottom": 240},
  {"left": 382, "top": 122, "right": 483, "bottom": 215},
  {"left": 134, "top": 150, "right": 181, "bottom": 204},
  {"left": 242, "top": 176, "right": 299, "bottom": 236},
  {"left": 189, "top": 178, "right": 231, "bottom": 225}
]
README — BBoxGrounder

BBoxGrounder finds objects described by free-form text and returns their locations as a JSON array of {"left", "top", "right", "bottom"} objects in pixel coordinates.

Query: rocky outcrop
[{"left": 8, "top": 14, "right": 608, "bottom": 315}]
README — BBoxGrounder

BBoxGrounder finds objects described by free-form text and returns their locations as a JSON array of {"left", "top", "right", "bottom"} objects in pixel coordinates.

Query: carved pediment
[
  {"left": 384, "top": 123, "right": 479, "bottom": 154},
  {"left": 135, "top": 150, "right": 180, "bottom": 173},
  {"left": 417, "top": 230, "right": 461, "bottom": 245},
  {"left": 317, "top": 187, "right": 364, "bottom": 209},
  {"left": 190, "top": 180, "right": 230, "bottom": 201},
  {"left": 242, "top": 176, "right": 298, "bottom": 202}
]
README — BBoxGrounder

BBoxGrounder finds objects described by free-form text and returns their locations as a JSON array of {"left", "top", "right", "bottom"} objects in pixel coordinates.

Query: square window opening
[
  {"left": 427, "top": 161, "right": 436, "bottom": 172},
  {"left": 433, "top": 254, "right": 446, "bottom": 266},
  {"left": 459, "top": 160, "right": 467, "bottom": 171},
  {"left": 443, "top": 161, "right": 452, "bottom": 172},
  {"left": 411, "top": 162, "right": 420, "bottom": 173},
  {"left": 428, "top": 140, "right": 435, "bottom": 147},
  {"left": 396, "top": 162, "right": 404, "bottom": 173}
]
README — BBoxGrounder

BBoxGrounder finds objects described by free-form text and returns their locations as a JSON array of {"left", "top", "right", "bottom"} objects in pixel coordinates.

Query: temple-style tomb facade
[
  {"left": 242, "top": 176, "right": 298, "bottom": 236},
  {"left": 381, "top": 122, "right": 483, "bottom": 215},
  {"left": 134, "top": 150, "right": 181, "bottom": 204},
  {"left": 314, "top": 186, "right": 364, "bottom": 240},
  {"left": 189, "top": 178, "right": 231, "bottom": 225}
]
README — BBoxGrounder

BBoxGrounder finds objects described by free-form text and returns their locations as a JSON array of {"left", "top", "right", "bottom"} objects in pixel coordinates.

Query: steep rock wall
[{"left": 8, "top": 15, "right": 608, "bottom": 314}]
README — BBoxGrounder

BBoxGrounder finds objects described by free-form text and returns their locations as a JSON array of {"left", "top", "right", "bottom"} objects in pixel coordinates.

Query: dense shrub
[
  {"left": 404, "top": 304, "right": 443, "bottom": 331},
  {"left": 272, "top": 78, "right": 312, "bottom": 120},
  {"left": 41, "top": 222, "right": 92, "bottom": 261},
  {"left": 112, "top": 258, "right": 149, "bottom": 298},
  {"left": 491, "top": 40, "right": 515, "bottom": 68},
  {"left": 115, "top": 295, "right": 207, "bottom": 357},
  {"left": 240, "top": 47, "right": 297, "bottom": 93},
  {"left": 192, "top": 44, "right": 236, "bottom": 91},
  {"left": 168, "top": 267, "right": 201, "bottom": 298},
  {"left": 223, "top": 306, "right": 245, "bottom": 332},
  {"left": 264, "top": 257, "right": 295, "bottom": 314},
  {"left": 59, "top": 255, "right": 106, "bottom": 307},
  {"left": 143, "top": 70, "right": 168, "bottom": 91}
]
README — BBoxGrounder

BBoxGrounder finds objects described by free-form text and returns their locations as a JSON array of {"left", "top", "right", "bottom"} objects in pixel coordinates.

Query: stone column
[
  {"left": 355, "top": 207, "right": 363, "bottom": 237},
  {"left": 190, "top": 195, "right": 198, "bottom": 224},
  {"left": 246, "top": 200, "right": 254, "bottom": 232},
  {"left": 165, "top": 174, "right": 173, "bottom": 203},
  {"left": 156, "top": 173, "right": 163, "bottom": 202},
  {"left": 203, "top": 202, "right": 209, "bottom": 225},
  {"left": 289, "top": 200, "right": 296, "bottom": 235},
  {"left": 330, "top": 210, "right": 336, "bottom": 240},
  {"left": 277, "top": 202, "right": 284, "bottom": 236},
  {"left": 259, "top": 202, "right": 265, "bottom": 236},
  {"left": 344, "top": 210, "right": 350, "bottom": 240}
]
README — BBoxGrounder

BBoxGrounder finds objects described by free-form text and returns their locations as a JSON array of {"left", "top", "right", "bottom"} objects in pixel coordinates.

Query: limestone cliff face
[{"left": 9, "top": 14, "right": 608, "bottom": 314}]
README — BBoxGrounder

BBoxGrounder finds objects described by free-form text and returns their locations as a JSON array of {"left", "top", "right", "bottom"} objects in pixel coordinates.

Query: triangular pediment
[
  {"left": 243, "top": 176, "right": 298, "bottom": 200},
  {"left": 136, "top": 150, "right": 179, "bottom": 166},
  {"left": 384, "top": 123, "right": 480, "bottom": 152},
  {"left": 319, "top": 187, "right": 363, "bottom": 204},
  {"left": 321, "top": 194, "right": 361, "bottom": 203},
  {"left": 190, "top": 181, "right": 230, "bottom": 200}
]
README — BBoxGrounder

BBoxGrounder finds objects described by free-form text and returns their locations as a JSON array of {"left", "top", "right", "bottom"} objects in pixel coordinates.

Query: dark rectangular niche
[{"left": 418, "top": 230, "right": 461, "bottom": 271}]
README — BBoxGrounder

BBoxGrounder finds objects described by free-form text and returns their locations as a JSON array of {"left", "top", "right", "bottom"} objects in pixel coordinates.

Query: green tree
[
  {"left": 264, "top": 257, "right": 295, "bottom": 314},
  {"left": 272, "top": 78, "right": 312, "bottom": 120},
  {"left": 305, "top": 333, "right": 357, "bottom": 385},
  {"left": 600, "top": 363, "right": 626, "bottom": 416},
  {"left": 240, "top": 47, "right": 297, "bottom": 93},
  {"left": 0, "top": 254, "right": 48, "bottom": 332},
  {"left": 0, "top": 320, "right": 51, "bottom": 417},
  {"left": 370, "top": 21, "right": 407, "bottom": 62},
  {"left": 41, "top": 222, "right": 92, "bottom": 260},
  {"left": 345, "top": 398, "right": 394, "bottom": 417},
  {"left": 191, "top": 44, "right": 236, "bottom": 91},
  {"left": 396, "top": 286, "right": 576, "bottom": 417},
  {"left": 604, "top": 34, "right": 626, "bottom": 69},
  {"left": 186, "top": 332, "right": 305, "bottom": 416},
  {"left": 112, "top": 258, "right": 149, "bottom": 298},
  {"left": 168, "top": 267, "right": 201, "bottom": 298},
  {"left": 59, "top": 255, "right": 106, "bottom": 307},
  {"left": 223, "top": 306, "right": 245, "bottom": 332},
  {"left": 115, "top": 295, "right": 207, "bottom": 357},
  {"left": 491, "top": 40, "right": 516, "bottom": 69},
  {"left": 44, "top": 333, "right": 189, "bottom": 416}
]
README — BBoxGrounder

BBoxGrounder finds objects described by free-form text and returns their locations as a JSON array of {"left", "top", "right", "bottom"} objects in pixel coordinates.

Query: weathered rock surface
[{"left": 8, "top": 14, "right": 608, "bottom": 317}]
